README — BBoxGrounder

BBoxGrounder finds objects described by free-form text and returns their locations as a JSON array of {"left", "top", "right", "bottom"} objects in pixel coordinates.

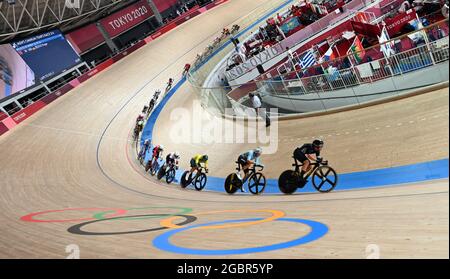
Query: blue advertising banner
[{"left": 12, "top": 30, "right": 81, "bottom": 81}]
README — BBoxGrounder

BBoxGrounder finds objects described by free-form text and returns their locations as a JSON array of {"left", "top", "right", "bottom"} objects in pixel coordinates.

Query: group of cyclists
[
  {"left": 139, "top": 137, "right": 210, "bottom": 185},
  {"left": 133, "top": 78, "right": 175, "bottom": 140},
  {"left": 142, "top": 141, "right": 181, "bottom": 177},
  {"left": 137, "top": 132, "right": 325, "bottom": 192}
]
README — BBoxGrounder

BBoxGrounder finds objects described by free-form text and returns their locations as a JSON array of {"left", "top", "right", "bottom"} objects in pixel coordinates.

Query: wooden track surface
[{"left": 0, "top": 0, "right": 448, "bottom": 259}]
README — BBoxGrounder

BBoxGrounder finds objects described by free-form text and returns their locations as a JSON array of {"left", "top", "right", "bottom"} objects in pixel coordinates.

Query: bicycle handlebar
[{"left": 255, "top": 165, "right": 264, "bottom": 171}]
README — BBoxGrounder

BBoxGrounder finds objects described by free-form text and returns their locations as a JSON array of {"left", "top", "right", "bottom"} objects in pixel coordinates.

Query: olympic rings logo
[{"left": 20, "top": 207, "right": 329, "bottom": 256}]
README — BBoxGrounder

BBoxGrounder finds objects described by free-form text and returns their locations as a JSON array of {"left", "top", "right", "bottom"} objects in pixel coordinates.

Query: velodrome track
[{"left": 0, "top": 0, "right": 448, "bottom": 258}]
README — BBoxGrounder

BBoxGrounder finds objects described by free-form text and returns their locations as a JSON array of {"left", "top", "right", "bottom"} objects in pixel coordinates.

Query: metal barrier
[
  {"left": 262, "top": 37, "right": 449, "bottom": 97},
  {"left": 261, "top": 19, "right": 449, "bottom": 93},
  {"left": 1, "top": 63, "right": 91, "bottom": 116},
  {"left": 187, "top": 14, "right": 449, "bottom": 116}
]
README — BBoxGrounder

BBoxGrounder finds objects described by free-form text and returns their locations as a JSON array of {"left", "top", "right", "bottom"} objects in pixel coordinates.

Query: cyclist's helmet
[
  {"left": 313, "top": 139, "right": 324, "bottom": 148},
  {"left": 202, "top": 155, "right": 208, "bottom": 161},
  {"left": 174, "top": 152, "right": 180, "bottom": 159},
  {"left": 254, "top": 147, "right": 263, "bottom": 156},
  {"left": 159, "top": 145, "right": 165, "bottom": 151}
]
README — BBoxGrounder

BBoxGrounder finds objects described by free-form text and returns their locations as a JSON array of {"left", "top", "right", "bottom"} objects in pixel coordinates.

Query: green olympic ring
[{"left": 93, "top": 206, "right": 193, "bottom": 221}]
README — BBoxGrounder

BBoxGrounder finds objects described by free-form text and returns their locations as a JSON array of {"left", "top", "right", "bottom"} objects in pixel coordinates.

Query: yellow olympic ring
[{"left": 160, "top": 209, "right": 285, "bottom": 230}]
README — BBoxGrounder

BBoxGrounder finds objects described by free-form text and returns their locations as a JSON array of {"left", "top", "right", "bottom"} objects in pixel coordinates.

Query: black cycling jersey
[
  {"left": 166, "top": 154, "right": 176, "bottom": 164},
  {"left": 298, "top": 144, "right": 320, "bottom": 156}
]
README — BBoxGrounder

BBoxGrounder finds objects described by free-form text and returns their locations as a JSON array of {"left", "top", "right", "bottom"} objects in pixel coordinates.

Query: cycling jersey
[
  {"left": 297, "top": 144, "right": 320, "bottom": 156},
  {"left": 239, "top": 150, "right": 262, "bottom": 165},
  {"left": 153, "top": 147, "right": 163, "bottom": 158},
  {"left": 294, "top": 144, "right": 320, "bottom": 163},
  {"left": 143, "top": 140, "right": 151, "bottom": 152},
  {"left": 191, "top": 155, "right": 208, "bottom": 169},
  {"left": 166, "top": 153, "right": 178, "bottom": 165}
]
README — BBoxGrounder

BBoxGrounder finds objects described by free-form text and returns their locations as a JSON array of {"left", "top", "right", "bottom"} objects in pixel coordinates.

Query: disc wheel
[
  {"left": 278, "top": 170, "right": 299, "bottom": 194},
  {"left": 145, "top": 160, "right": 152, "bottom": 173},
  {"left": 150, "top": 161, "right": 158, "bottom": 176},
  {"left": 180, "top": 171, "right": 190, "bottom": 188},
  {"left": 224, "top": 174, "right": 241, "bottom": 194},
  {"left": 157, "top": 167, "right": 165, "bottom": 180}
]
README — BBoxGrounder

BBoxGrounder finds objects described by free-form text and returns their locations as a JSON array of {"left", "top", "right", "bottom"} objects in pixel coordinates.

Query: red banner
[
  {"left": 205, "top": 0, "right": 229, "bottom": 10},
  {"left": 100, "top": 0, "right": 154, "bottom": 38},
  {"left": 65, "top": 23, "right": 105, "bottom": 54},
  {"left": 151, "top": 22, "right": 178, "bottom": 39},
  {"left": 0, "top": 122, "right": 8, "bottom": 136},
  {"left": 41, "top": 83, "right": 75, "bottom": 105},
  {"left": 40, "top": 92, "right": 60, "bottom": 105},
  {"left": 77, "top": 59, "right": 114, "bottom": 83},
  {"left": 351, "top": 21, "right": 381, "bottom": 39},
  {"left": 153, "top": 0, "right": 178, "bottom": 13},
  {"left": 384, "top": 10, "right": 417, "bottom": 37},
  {"left": 0, "top": 112, "right": 7, "bottom": 121},
  {"left": 11, "top": 100, "right": 46, "bottom": 124}
]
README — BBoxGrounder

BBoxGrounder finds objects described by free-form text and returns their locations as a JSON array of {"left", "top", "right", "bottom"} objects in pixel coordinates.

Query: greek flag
[{"left": 299, "top": 49, "right": 316, "bottom": 68}]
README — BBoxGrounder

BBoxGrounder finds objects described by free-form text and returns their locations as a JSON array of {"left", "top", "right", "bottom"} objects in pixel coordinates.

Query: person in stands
[{"left": 249, "top": 93, "right": 271, "bottom": 127}]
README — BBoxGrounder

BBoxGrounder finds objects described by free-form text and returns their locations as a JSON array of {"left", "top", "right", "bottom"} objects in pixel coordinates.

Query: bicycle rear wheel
[
  {"left": 150, "top": 161, "right": 158, "bottom": 176},
  {"left": 157, "top": 167, "right": 165, "bottom": 180},
  {"left": 145, "top": 160, "right": 152, "bottom": 172},
  {"left": 278, "top": 170, "right": 299, "bottom": 194},
  {"left": 180, "top": 171, "right": 190, "bottom": 188},
  {"left": 224, "top": 174, "right": 240, "bottom": 194}
]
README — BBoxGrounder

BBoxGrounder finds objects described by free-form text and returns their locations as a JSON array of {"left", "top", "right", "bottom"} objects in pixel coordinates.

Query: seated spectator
[
  {"left": 398, "top": 0, "right": 411, "bottom": 13},
  {"left": 341, "top": 57, "right": 352, "bottom": 69},
  {"left": 277, "top": 13, "right": 283, "bottom": 24}
]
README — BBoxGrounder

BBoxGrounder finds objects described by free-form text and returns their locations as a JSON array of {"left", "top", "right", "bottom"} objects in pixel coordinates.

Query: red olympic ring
[{"left": 20, "top": 208, "right": 128, "bottom": 223}]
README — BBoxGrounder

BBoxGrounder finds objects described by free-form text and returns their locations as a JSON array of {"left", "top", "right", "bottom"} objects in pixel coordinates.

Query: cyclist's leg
[
  {"left": 242, "top": 161, "right": 253, "bottom": 182},
  {"left": 294, "top": 148, "right": 309, "bottom": 179},
  {"left": 301, "top": 160, "right": 311, "bottom": 177},
  {"left": 237, "top": 155, "right": 247, "bottom": 179},
  {"left": 189, "top": 159, "right": 197, "bottom": 179}
]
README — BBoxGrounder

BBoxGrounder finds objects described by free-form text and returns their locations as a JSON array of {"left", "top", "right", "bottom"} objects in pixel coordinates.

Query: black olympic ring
[{"left": 67, "top": 214, "right": 197, "bottom": 236}]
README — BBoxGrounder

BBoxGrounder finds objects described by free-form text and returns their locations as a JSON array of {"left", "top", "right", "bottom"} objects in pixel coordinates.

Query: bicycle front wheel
[
  {"left": 166, "top": 169, "right": 176, "bottom": 184},
  {"left": 194, "top": 173, "right": 207, "bottom": 191},
  {"left": 248, "top": 173, "right": 266, "bottom": 195},
  {"left": 312, "top": 166, "right": 338, "bottom": 193}
]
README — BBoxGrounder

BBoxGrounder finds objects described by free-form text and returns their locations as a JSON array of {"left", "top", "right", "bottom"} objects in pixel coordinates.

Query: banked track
[{"left": 0, "top": 0, "right": 448, "bottom": 258}]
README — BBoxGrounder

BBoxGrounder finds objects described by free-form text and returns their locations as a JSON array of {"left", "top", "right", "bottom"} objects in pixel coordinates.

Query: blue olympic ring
[{"left": 153, "top": 218, "right": 328, "bottom": 255}]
